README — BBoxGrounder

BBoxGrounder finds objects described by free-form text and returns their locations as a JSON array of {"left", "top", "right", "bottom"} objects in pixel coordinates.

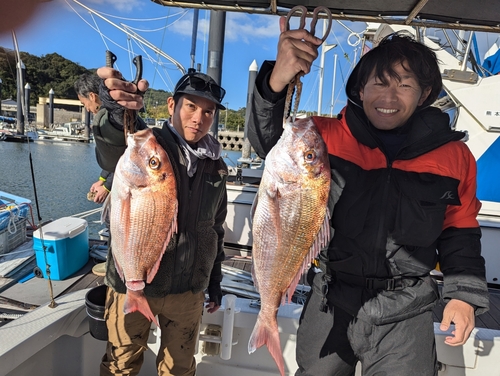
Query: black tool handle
[
  {"left": 132, "top": 55, "right": 143, "bottom": 86},
  {"left": 105, "top": 50, "right": 117, "bottom": 68}
]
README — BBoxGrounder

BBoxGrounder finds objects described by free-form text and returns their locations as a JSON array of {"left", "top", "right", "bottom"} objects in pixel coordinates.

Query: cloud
[
  {"left": 225, "top": 13, "right": 280, "bottom": 44},
  {"left": 166, "top": 11, "right": 280, "bottom": 46},
  {"left": 84, "top": 0, "right": 145, "bottom": 13}
]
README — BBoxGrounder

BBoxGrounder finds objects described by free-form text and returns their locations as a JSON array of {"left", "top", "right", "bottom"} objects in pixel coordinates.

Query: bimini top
[{"left": 152, "top": 0, "right": 500, "bottom": 32}]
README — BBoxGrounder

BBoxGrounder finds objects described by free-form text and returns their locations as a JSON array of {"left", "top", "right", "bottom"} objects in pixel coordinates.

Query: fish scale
[
  {"left": 248, "top": 117, "right": 331, "bottom": 376},
  {"left": 105, "top": 128, "right": 178, "bottom": 325}
]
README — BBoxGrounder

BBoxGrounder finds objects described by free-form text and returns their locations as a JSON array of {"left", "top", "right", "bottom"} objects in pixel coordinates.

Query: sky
[
  {"left": 1, "top": 0, "right": 499, "bottom": 117},
  {"left": 0, "top": 0, "right": 367, "bottom": 116}
]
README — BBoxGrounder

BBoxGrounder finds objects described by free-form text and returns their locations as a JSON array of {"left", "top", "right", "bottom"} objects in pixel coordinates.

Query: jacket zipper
[{"left": 372, "top": 160, "right": 393, "bottom": 275}]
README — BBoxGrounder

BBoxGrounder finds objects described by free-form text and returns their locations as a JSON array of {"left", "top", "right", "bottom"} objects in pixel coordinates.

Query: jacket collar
[{"left": 344, "top": 102, "right": 465, "bottom": 160}]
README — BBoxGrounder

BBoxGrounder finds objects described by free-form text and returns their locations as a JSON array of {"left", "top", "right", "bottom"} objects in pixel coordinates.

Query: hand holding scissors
[{"left": 268, "top": 6, "right": 332, "bottom": 121}]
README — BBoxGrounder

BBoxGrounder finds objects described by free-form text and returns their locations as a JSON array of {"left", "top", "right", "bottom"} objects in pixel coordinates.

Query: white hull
[{"left": 1, "top": 291, "right": 499, "bottom": 376}]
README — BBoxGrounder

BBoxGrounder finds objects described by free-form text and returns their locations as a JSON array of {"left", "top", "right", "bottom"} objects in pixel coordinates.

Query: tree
[{"left": 0, "top": 46, "right": 172, "bottom": 111}]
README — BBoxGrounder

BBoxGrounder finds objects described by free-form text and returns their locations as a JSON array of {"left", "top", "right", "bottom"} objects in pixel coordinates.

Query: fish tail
[
  {"left": 248, "top": 316, "right": 285, "bottom": 376},
  {"left": 124, "top": 290, "right": 159, "bottom": 326}
]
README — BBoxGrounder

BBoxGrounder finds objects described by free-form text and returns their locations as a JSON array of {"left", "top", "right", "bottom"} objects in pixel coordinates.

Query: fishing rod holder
[{"left": 199, "top": 294, "right": 240, "bottom": 359}]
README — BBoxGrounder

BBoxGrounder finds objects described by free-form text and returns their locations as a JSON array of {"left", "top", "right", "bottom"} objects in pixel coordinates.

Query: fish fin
[
  {"left": 251, "top": 187, "right": 282, "bottom": 294},
  {"left": 146, "top": 255, "right": 163, "bottom": 284},
  {"left": 111, "top": 251, "right": 125, "bottom": 282},
  {"left": 146, "top": 201, "right": 178, "bottom": 285},
  {"left": 248, "top": 316, "right": 285, "bottom": 376},
  {"left": 287, "top": 209, "right": 331, "bottom": 303},
  {"left": 124, "top": 289, "right": 159, "bottom": 326}
]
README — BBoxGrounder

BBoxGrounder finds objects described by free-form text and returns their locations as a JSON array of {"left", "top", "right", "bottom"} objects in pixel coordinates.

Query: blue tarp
[
  {"left": 482, "top": 48, "right": 500, "bottom": 76},
  {"left": 476, "top": 136, "right": 500, "bottom": 203},
  {"left": 0, "top": 115, "right": 16, "bottom": 123}
]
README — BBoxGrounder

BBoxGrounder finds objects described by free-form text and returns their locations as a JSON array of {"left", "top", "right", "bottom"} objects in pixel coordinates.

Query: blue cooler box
[{"left": 33, "top": 217, "right": 89, "bottom": 280}]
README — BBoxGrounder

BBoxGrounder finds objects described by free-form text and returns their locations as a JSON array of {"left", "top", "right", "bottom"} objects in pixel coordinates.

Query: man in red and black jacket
[{"left": 248, "top": 25, "right": 489, "bottom": 376}]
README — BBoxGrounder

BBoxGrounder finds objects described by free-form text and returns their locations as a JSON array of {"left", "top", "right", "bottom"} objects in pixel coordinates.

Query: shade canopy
[{"left": 152, "top": 0, "right": 500, "bottom": 32}]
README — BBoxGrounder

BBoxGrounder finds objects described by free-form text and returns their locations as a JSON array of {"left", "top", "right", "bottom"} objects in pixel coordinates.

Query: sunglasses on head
[{"left": 176, "top": 74, "right": 226, "bottom": 103}]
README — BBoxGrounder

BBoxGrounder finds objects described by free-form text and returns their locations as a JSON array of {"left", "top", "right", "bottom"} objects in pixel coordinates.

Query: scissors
[{"left": 283, "top": 6, "right": 333, "bottom": 122}]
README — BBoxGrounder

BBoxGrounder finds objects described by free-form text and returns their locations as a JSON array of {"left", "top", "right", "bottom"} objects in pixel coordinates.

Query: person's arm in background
[{"left": 90, "top": 170, "right": 113, "bottom": 204}]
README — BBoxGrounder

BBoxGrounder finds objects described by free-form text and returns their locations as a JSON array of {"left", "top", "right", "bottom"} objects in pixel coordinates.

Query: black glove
[
  {"left": 99, "top": 79, "right": 128, "bottom": 131},
  {"left": 207, "top": 283, "right": 222, "bottom": 307},
  {"left": 306, "top": 266, "right": 317, "bottom": 286}
]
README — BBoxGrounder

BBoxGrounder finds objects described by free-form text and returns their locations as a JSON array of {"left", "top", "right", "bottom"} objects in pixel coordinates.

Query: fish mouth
[{"left": 126, "top": 280, "right": 146, "bottom": 291}]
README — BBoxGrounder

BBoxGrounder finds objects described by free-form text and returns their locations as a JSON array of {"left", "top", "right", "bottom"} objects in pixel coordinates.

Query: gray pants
[{"left": 295, "top": 272, "right": 437, "bottom": 376}]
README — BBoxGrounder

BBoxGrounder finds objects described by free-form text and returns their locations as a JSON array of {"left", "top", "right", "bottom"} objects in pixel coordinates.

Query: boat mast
[{"left": 206, "top": 10, "right": 226, "bottom": 136}]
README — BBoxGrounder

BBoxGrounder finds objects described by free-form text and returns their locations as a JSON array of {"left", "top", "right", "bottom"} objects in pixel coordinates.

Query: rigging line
[
  {"left": 72, "top": 0, "right": 185, "bottom": 74},
  {"left": 300, "top": 66, "right": 320, "bottom": 113},
  {"left": 331, "top": 29, "right": 350, "bottom": 59},
  {"left": 88, "top": 7, "right": 186, "bottom": 22},
  {"left": 90, "top": 12, "right": 111, "bottom": 52},
  {"left": 63, "top": 0, "right": 127, "bottom": 69},
  {"left": 156, "top": 63, "right": 176, "bottom": 92},
  {"left": 127, "top": 36, "right": 135, "bottom": 81},
  {"left": 127, "top": 39, "right": 177, "bottom": 110},
  {"left": 119, "top": 9, "right": 190, "bottom": 33},
  {"left": 146, "top": 5, "right": 171, "bottom": 92}
]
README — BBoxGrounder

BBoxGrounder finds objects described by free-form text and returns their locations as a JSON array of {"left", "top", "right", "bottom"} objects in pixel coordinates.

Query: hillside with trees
[{"left": 0, "top": 47, "right": 245, "bottom": 130}]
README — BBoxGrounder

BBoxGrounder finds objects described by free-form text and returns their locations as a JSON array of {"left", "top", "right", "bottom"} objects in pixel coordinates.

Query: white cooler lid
[{"left": 33, "top": 217, "right": 88, "bottom": 240}]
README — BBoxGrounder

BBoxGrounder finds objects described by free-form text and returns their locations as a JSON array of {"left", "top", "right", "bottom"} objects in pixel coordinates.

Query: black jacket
[{"left": 105, "top": 124, "right": 228, "bottom": 303}]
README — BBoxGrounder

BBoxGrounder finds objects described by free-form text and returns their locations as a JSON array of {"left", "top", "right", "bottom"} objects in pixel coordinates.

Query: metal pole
[
  {"left": 330, "top": 54, "right": 337, "bottom": 117},
  {"left": 242, "top": 59, "right": 258, "bottom": 161},
  {"left": 49, "top": 88, "right": 54, "bottom": 128},
  {"left": 317, "top": 19, "right": 328, "bottom": 116},
  {"left": 206, "top": 10, "right": 226, "bottom": 136},
  {"left": 84, "top": 107, "right": 91, "bottom": 141},
  {"left": 190, "top": 9, "right": 199, "bottom": 70},
  {"left": 225, "top": 104, "right": 228, "bottom": 128},
  {"left": 16, "top": 60, "right": 25, "bottom": 134},
  {"left": 461, "top": 31, "right": 475, "bottom": 71},
  {"left": 24, "top": 83, "right": 30, "bottom": 127}
]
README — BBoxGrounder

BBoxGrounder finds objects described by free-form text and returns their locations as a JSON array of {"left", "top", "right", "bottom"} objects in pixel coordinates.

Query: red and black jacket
[{"left": 248, "top": 60, "right": 489, "bottom": 322}]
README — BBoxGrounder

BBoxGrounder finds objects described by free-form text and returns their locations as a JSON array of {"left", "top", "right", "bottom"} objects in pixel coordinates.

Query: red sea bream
[
  {"left": 105, "top": 128, "right": 178, "bottom": 325},
  {"left": 249, "top": 117, "right": 331, "bottom": 376}
]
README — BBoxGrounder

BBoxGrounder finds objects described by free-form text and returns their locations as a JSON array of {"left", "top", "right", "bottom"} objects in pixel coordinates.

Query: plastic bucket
[{"left": 85, "top": 284, "right": 108, "bottom": 341}]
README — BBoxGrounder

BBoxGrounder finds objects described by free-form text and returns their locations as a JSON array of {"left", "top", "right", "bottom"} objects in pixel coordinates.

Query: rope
[{"left": 4, "top": 204, "right": 20, "bottom": 234}]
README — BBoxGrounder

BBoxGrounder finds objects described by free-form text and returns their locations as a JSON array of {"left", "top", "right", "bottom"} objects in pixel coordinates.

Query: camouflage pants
[{"left": 100, "top": 288, "right": 205, "bottom": 376}]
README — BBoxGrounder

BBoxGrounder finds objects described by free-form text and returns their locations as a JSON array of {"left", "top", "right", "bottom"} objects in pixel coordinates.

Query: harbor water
[{"left": 0, "top": 139, "right": 247, "bottom": 239}]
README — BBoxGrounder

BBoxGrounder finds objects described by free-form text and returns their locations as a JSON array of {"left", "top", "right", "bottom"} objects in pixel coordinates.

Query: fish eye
[
  {"left": 149, "top": 156, "right": 161, "bottom": 169},
  {"left": 304, "top": 150, "right": 316, "bottom": 163}
]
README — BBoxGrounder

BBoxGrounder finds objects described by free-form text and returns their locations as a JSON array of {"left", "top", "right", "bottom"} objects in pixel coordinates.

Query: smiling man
[
  {"left": 98, "top": 68, "right": 228, "bottom": 376},
  {"left": 248, "top": 29, "right": 489, "bottom": 376}
]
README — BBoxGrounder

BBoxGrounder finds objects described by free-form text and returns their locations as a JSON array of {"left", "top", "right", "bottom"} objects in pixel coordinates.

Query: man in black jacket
[
  {"left": 96, "top": 68, "right": 228, "bottom": 376},
  {"left": 247, "top": 18, "right": 489, "bottom": 376}
]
